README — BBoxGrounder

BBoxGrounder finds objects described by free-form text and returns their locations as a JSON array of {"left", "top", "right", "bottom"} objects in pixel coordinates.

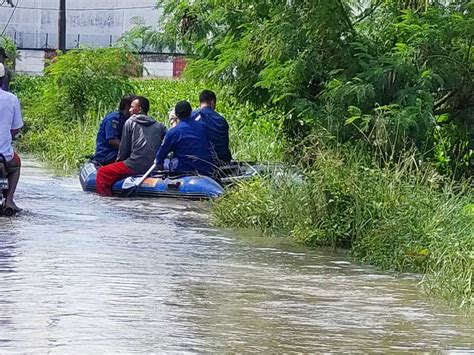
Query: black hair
[
  {"left": 119, "top": 94, "right": 136, "bottom": 111},
  {"left": 174, "top": 100, "right": 192, "bottom": 119},
  {"left": 135, "top": 96, "right": 150, "bottom": 114},
  {"left": 199, "top": 89, "right": 217, "bottom": 104}
]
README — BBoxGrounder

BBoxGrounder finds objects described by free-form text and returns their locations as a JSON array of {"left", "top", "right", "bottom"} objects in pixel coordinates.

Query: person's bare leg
[{"left": 5, "top": 168, "right": 21, "bottom": 212}]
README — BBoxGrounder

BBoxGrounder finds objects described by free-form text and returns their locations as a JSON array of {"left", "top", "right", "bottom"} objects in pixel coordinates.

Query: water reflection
[
  {"left": 0, "top": 232, "right": 17, "bottom": 337},
  {"left": 0, "top": 160, "right": 472, "bottom": 352}
]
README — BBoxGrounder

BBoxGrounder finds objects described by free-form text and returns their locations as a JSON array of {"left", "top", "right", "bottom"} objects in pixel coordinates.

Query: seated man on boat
[
  {"left": 92, "top": 94, "right": 136, "bottom": 166},
  {"left": 191, "top": 90, "right": 232, "bottom": 166},
  {"left": 96, "top": 96, "right": 167, "bottom": 196},
  {"left": 0, "top": 63, "right": 23, "bottom": 212},
  {"left": 155, "top": 100, "right": 215, "bottom": 176}
]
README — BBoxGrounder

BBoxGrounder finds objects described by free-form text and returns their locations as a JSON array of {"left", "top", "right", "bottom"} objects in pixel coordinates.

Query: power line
[
  {"left": 1, "top": 0, "right": 19, "bottom": 35},
  {"left": 0, "top": 0, "right": 15, "bottom": 7},
  {"left": 0, "top": 4, "right": 156, "bottom": 11}
]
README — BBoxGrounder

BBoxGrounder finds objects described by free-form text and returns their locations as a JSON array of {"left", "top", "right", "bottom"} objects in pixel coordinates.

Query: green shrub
[
  {"left": 17, "top": 111, "right": 100, "bottom": 172},
  {"left": 0, "top": 34, "right": 18, "bottom": 62},
  {"left": 10, "top": 74, "right": 47, "bottom": 108},
  {"left": 31, "top": 48, "right": 137, "bottom": 120}
]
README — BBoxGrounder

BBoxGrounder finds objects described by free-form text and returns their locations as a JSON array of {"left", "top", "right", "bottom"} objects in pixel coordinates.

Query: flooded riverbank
[{"left": 0, "top": 160, "right": 472, "bottom": 352}]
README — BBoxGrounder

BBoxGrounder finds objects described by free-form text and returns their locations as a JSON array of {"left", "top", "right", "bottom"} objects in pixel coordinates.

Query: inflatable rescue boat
[{"left": 79, "top": 161, "right": 264, "bottom": 199}]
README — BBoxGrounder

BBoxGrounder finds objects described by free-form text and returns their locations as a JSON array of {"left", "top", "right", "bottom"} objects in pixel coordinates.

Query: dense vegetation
[
  {"left": 0, "top": 35, "right": 17, "bottom": 62},
  {"left": 10, "top": 0, "right": 473, "bottom": 308},
  {"left": 133, "top": 0, "right": 473, "bottom": 176}
]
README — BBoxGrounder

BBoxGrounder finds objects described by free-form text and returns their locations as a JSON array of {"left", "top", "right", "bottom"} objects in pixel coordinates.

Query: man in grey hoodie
[{"left": 96, "top": 96, "right": 167, "bottom": 196}]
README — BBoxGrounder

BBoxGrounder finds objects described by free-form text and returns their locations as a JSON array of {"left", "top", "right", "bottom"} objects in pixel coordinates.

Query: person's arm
[
  {"left": 223, "top": 117, "right": 232, "bottom": 161},
  {"left": 11, "top": 129, "right": 20, "bottom": 140},
  {"left": 104, "top": 115, "right": 121, "bottom": 149},
  {"left": 11, "top": 96, "right": 23, "bottom": 139},
  {"left": 117, "top": 121, "right": 132, "bottom": 162},
  {"left": 107, "top": 138, "right": 120, "bottom": 149},
  {"left": 155, "top": 130, "right": 176, "bottom": 169},
  {"left": 168, "top": 109, "right": 178, "bottom": 128}
]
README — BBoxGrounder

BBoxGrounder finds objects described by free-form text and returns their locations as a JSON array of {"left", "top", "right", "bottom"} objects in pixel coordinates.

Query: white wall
[
  {"left": 143, "top": 62, "right": 173, "bottom": 78},
  {"left": 1, "top": 1, "right": 177, "bottom": 77},
  {"left": 0, "top": 0, "right": 160, "bottom": 49},
  {"left": 14, "top": 50, "right": 175, "bottom": 78},
  {"left": 16, "top": 49, "right": 45, "bottom": 75}
]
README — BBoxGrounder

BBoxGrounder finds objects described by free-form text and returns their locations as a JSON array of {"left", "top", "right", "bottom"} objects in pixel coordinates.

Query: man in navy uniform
[
  {"left": 93, "top": 94, "right": 136, "bottom": 166},
  {"left": 191, "top": 90, "right": 232, "bottom": 166},
  {"left": 155, "top": 100, "right": 215, "bottom": 176}
]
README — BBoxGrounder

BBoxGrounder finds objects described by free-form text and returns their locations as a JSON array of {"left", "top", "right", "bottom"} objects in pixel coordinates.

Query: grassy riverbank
[
  {"left": 12, "top": 50, "right": 472, "bottom": 308},
  {"left": 212, "top": 147, "right": 473, "bottom": 308}
]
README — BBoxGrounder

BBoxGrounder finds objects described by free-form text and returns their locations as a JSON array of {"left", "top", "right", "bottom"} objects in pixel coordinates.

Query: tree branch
[
  {"left": 434, "top": 90, "right": 455, "bottom": 111},
  {"left": 355, "top": 0, "right": 384, "bottom": 24},
  {"left": 336, "top": 0, "right": 355, "bottom": 33}
]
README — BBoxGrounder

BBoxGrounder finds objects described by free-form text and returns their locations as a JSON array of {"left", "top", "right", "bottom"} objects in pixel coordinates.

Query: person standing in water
[{"left": 0, "top": 63, "right": 23, "bottom": 212}]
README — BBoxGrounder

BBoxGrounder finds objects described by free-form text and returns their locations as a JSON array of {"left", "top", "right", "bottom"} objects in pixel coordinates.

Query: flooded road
[{"left": 0, "top": 160, "right": 472, "bottom": 353}]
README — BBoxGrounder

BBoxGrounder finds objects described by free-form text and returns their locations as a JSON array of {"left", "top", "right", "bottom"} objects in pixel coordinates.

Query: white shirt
[{"left": 0, "top": 89, "right": 23, "bottom": 161}]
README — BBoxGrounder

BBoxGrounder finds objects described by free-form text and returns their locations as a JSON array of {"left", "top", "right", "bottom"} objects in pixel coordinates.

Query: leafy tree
[
  {"left": 0, "top": 34, "right": 19, "bottom": 65},
  {"left": 130, "top": 0, "right": 473, "bottom": 174},
  {"left": 131, "top": 1, "right": 356, "bottom": 129},
  {"left": 348, "top": 2, "right": 473, "bottom": 172}
]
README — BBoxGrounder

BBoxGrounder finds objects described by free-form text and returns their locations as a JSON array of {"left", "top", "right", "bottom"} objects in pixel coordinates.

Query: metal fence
[
  {"left": 5, "top": 31, "right": 119, "bottom": 49},
  {"left": 4, "top": 30, "right": 163, "bottom": 53}
]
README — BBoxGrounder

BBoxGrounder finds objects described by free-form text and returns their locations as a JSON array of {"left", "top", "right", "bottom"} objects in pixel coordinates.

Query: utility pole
[{"left": 58, "top": 0, "right": 66, "bottom": 51}]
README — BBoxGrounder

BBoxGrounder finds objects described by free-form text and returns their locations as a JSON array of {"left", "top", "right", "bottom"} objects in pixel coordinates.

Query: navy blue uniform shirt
[
  {"left": 93, "top": 111, "right": 127, "bottom": 164},
  {"left": 191, "top": 107, "right": 232, "bottom": 164},
  {"left": 155, "top": 117, "right": 215, "bottom": 176}
]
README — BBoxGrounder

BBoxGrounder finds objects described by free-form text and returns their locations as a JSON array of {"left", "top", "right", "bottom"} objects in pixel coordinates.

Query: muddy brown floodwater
[{"left": 0, "top": 159, "right": 472, "bottom": 352}]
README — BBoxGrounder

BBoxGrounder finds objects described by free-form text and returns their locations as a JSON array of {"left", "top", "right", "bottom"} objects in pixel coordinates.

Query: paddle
[{"left": 122, "top": 162, "right": 157, "bottom": 197}]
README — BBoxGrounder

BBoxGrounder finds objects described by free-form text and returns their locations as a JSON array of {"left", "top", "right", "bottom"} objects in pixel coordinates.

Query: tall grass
[{"left": 18, "top": 111, "right": 101, "bottom": 172}]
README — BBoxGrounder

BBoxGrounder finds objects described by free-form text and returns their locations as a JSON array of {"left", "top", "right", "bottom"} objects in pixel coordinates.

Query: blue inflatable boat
[{"left": 79, "top": 161, "right": 265, "bottom": 199}]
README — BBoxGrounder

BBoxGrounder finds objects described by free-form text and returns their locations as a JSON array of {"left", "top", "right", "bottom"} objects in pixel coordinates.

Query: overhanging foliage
[{"left": 131, "top": 0, "right": 473, "bottom": 174}]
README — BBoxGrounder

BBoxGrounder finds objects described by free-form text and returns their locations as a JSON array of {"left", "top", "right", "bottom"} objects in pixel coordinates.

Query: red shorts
[{"left": 96, "top": 161, "right": 135, "bottom": 196}]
